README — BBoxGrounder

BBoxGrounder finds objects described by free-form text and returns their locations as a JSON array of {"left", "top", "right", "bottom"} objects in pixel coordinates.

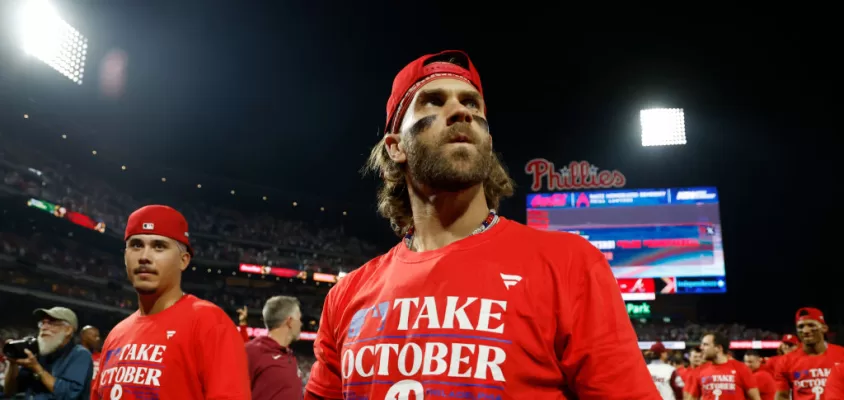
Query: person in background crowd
[
  {"left": 763, "top": 334, "right": 799, "bottom": 376},
  {"left": 681, "top": 347, "right": 705, "bottom": 386},
  {"left": 306, "top": 50, "right": 659, "bottom": 399},
  {"left": 79, "top": 325, "right": 101, "bottom": 381},
  {"left": 3, "top": 307, "right": 93, "bottom": 400},
  {"left": 243, "top": 297, "right": 304, "bottom": 400},
  {"left": 824, "top": 362, "right": 844, "bottom": 399},
  {"left": 685, "top": 332, "right": 761, "bottom": 400},
  {"left": 91, "top": 205, "right": 251, "bottom": 400},
  {"left": 647, "top": 342, "right": 685, "bottom": 400},
  {"left": 744, "top": 350, "right": 776, "bottom": 400},
  {"left": 774, "top": 307, "right": 844, "bottom": 400}
]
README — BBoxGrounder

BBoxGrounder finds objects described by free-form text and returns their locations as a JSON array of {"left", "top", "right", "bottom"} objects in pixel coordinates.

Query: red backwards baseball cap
[
  {"left": 125, "top": 205, "right": 193, "bottom": 256},
  {"left": 384, "top": 50, "right": 485, "bottom": 134},
  {"left": 795, "top": 307, "right": 825, "bottom": 325},
  {"left": 781, "top": 334, "right": 800, "bottom": 345}
]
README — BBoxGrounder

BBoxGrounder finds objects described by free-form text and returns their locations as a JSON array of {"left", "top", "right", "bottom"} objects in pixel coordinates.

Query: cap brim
[{"left": 33, "top": 308, "right": 53, "bottom": 320}]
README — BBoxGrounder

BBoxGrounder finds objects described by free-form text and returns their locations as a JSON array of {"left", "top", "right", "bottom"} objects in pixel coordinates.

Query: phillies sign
[{"left": 525, "top": 159, "right": 626, "bottom": 192}]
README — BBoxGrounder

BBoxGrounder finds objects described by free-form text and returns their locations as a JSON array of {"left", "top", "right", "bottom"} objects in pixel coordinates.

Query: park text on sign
[
  {"left": 525, "top": 159, "right": 626, "bottom": 192},
  {"left": 626, "top": 302, "right": 651, "bottom": 317}
]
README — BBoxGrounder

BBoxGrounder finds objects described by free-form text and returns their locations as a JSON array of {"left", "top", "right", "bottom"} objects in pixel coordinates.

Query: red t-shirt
[
  {"left": 774, "top": 344, "right": 844, "bottom": 400},
  {"left": 91, "top": 294, "right": 251, "bottom": 400},
  {"left": 763, "top": 355, "right": 783, "bottom": 377},
  {"left": 752, "top": 369, "right": 776, "bottom": 400},
  {"left": 824, "top": 362, "right": 844, "bottom": 399},
  {"left": 305, "top": 218, "right": 659, "bottom": 400},
  {"left": 685, "top": 359, "right": 758, "bottom": 400},
  {"left": 92, "top": 351, "right": 101, "bottom": 381}
]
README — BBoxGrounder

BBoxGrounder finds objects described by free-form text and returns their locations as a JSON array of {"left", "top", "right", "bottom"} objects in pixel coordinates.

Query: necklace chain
[{"left": 404, "top": 209, "right": 499, "bottom": 250}]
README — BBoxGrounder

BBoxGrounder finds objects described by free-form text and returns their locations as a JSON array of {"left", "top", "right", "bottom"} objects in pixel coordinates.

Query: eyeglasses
[{"left": 37, "top": 320, "right": 69, "bottom": 329}]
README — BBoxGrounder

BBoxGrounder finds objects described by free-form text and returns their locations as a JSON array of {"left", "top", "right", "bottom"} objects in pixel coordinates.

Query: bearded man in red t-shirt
[{"left": 304, "top": 50, "right": 658, "bottom": 400}]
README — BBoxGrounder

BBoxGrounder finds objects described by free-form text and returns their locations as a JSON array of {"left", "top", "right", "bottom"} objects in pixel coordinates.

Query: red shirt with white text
[
  {"left": 91, "top": 294, "right": 251, "bottom": 400},
  {"left": 774, "top": 344, "right": 844, "bottom": 400},
  {"left": 305, "top": 218, "right": 659, "bottom": 400},
  {"left": 685, "top": 359, "right": 758, "bottom": 400}
]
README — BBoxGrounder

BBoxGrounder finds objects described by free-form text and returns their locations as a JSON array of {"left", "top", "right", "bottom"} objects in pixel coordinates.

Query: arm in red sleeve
[
  {"left": 736, "top": 363, "right": 759, "bottom": 399},
  {"left": 772, "top": 354, "right": 791, "bottom": 396},
  {"left": 197, "top": 321, "right": 252, "bottom": 400},
  {"left": 238, "top": 325, "right": 249, "bottom": 343},
  {"left": 556, "top": 256, "right": 660, "bottom": 399},
  {"left": 827, "top": 364, "right": 844, "bottom": 400},
  {"left": 304, "top": 291, "right": 343, "bottom": 400}
]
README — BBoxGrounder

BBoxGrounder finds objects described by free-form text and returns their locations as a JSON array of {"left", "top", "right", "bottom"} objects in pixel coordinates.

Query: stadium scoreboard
[{"left": 527, "top": 187, "right": 726, "bottom": 300}]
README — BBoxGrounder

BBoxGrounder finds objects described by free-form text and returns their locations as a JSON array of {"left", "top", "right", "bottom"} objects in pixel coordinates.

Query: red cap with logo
[
  {"left": 781, "top": 333, "right": 800, "bottom": 345},
  {"left": 795, "top": 307, "right": 825, "bottom": 325},
  {"left": 649, "top": 342, "right": 667, "bottom": 354},
  {"left": 384, "top": 50, "right": 485, "bottom": 134},
  {"left": 124, "top": 205, "right": 193, "bottom": 256}
]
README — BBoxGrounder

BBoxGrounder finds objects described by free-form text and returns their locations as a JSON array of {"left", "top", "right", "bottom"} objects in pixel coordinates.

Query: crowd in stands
[
  {"left": 633, "top": 321, "right": 781, "bottom": 341},
  {"left": 0, "top": 136, "right": 378, "bottom": 276}
]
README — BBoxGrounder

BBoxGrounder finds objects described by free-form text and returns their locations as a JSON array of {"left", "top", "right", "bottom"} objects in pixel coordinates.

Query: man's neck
[
  {"left": 268, "top": 328, "right": 292, "bottom": 348},
  {"left": 712, "top": 354, "right": 729, "bottom": 365},
  {"left": 803, "top": 341, "right": 828, "bottom": 355},
  {"left": 407, "top": 184, "right": 490, "bottom": 252},
  {"left": 138, "top": 287, "right": 183, "bottom": 316}
]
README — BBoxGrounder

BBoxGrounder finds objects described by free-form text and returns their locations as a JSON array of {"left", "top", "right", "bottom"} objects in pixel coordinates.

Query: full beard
[
  {"left": 406, "top": 133, "right": 493, "bottom": 193},
  {"left": 38, "top": 334, "right": 67, "bottom": 356}
]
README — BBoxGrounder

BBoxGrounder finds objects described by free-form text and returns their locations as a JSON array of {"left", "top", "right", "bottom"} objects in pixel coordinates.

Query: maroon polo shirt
[{"left": 245, "top": 336, "right": 302, "bottom": 400}]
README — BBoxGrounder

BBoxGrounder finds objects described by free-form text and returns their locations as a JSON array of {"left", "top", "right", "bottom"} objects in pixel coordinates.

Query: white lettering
[
  {"left": 442, "top": 297, "right": 477, "bottom": 330},
  {"left": 412, "top": 297, "right": 441, "bottom": 330},
  {"left": 355, "top": 346, "right": 374, "bottom": 377},
  {"left": 341, "top": 342, "right": 506, "bottom": 382},
  {"left": 99, "top": 366, "right": 162, "bottom": 387},
  {"left": 448, "top": 344, "right": 475, "bottom": 378},
  {"left": 393, "top": 298, "right": 419, "bottom": 331},
  {"left": 422, "top": 343, "right": 448, "bottom": 376},
  {"left": 476, "top": 299, "right": 507, "bottom": 334},
  {"left": 397, "top": 343, "right": 422, "bottom": 376}
]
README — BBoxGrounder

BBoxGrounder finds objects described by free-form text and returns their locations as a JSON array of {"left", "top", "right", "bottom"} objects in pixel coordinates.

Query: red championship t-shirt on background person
[
  {"left": 685, "top": 359, "right": 758, "bottom": 400},
  {"left": 751, "top": 368, "right": 776, "bottom": 400},
  {"left": 774, "top": 345, "right": 844, "bottom": 400},
  {"left": 91, "top": 294, "right": 251, "bottom": 400},
  {"left": 306, "top": 218, "right": 659, "bottom": 399}
]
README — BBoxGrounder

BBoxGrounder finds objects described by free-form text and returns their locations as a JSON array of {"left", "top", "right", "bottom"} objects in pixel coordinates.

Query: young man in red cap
[
  {"left": 91, "top": 205, "right": 251, "bottom": 400},
  {"left": 304, "top": 50, "right": 658, "bottom": 399},
  {"left": 773, "top": 307, "right": 844, "bottom": 400},
  {"left": 685, "top": 332, "right": 761, "bottom": 400}
]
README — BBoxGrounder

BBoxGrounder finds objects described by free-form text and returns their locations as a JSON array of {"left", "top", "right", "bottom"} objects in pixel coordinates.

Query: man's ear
[{"left": 384, "top": 133, "right": 407, "bottom": 164}]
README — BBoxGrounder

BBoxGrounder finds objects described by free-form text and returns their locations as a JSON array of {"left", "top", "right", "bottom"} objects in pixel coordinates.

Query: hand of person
[
  {"left": 237, "top": 306, "right": 248, "bottom": 325},
  {"left": 13, "top": 349, "right": 41, "bottom": 372}
]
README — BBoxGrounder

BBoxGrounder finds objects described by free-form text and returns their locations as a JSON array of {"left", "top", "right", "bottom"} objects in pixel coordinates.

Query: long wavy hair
[{"left": 363, "top": 135, "right": 515, "bottom": 237}]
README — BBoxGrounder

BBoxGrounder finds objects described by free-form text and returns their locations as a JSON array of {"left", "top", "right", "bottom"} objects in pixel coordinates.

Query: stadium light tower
[
  {"left": 640, "top": 108, "right": 686, "bottom": 146},
  {"left": 17, "top": 0, "right": 88, "bottom": 85}
]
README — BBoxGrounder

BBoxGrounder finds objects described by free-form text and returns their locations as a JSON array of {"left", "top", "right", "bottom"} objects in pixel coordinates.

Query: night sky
[{"left": 0, "top": 2, "right": 839, "bottom": 329}]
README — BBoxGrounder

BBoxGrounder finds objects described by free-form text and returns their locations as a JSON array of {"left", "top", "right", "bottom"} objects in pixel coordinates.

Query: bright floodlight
[
  {"left": 640, "top": 108, "right": 686, "bottom": 146},
  {"left": 18, "top": 0, "right": 88, "bottom": 85}
]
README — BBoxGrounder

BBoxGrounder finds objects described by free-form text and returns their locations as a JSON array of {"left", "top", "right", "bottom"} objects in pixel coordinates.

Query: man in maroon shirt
[{"left": 245, "top": 296, "right": 304, "bottom": 399}]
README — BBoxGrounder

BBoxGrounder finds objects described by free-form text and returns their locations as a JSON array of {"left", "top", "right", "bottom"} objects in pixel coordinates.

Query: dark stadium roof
[{"left": 0, "top": 2, "right": 837, "bottom": 324}]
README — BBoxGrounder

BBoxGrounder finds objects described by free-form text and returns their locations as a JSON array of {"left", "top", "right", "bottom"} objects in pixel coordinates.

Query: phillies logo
[
  {"left": 385, "top": 380, "right": 424, "bottom": 399},
  {"left": 525, "top": 159, "right": 626, "bottom": 192}
]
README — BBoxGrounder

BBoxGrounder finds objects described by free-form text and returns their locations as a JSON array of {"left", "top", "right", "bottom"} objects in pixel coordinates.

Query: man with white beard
[{"left": 2, "top": 306, "right": 93, "bottom": 399}]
